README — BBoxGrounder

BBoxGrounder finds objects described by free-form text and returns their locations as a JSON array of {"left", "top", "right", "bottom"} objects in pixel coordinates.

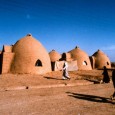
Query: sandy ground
[{"left": 0, "top": 70, "right": 115, "bottom": 115}]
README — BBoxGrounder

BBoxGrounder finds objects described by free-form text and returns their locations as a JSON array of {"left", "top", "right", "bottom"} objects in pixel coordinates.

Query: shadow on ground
[
  {"left": 66, "top": 92, "right": 115, "bottom": 104},
  {"left": 84, "top": 78, "right": 100, "bottom": 84},
  {"left": 44, "top": 76, "right": 63, "bottom": 80}
]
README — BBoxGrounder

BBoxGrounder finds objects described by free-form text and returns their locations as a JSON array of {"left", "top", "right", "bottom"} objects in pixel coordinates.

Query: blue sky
[{"left": 0, "top": 0, "right": 115, "bottom": 61}]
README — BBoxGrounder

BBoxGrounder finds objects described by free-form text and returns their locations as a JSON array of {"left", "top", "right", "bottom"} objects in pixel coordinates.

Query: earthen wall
[{"left": 2, "top": 52, "right": 15, "bottom": 74}]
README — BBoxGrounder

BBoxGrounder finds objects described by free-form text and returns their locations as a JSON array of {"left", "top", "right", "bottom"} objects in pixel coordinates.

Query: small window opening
[
  {"left": 107, "top": 62, "right": 109, "bottom": 65},
  {"left": 35, "top": 59, "right": 42, "bottom": 66},
  {"left": 83, "top": 61, "right": 87, "bottom": 65}
]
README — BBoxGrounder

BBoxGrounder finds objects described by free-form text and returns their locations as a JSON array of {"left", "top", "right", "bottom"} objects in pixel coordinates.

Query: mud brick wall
[{"left": 2, "top": 52, "right": 15, "bottom": 74}]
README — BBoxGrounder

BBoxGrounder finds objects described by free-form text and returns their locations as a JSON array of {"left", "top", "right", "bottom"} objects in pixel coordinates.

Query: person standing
[
  {"left": 110, "top": 69, "right": 115, "bottom": 100},
  {"left": 101, "top": 66, "right": 110, "bottom": 83},
  {"left": 62, "top": 61, "right": 70, "bottom": 80}
]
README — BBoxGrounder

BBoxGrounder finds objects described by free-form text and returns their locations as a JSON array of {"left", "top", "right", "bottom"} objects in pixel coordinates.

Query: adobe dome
[
  {"left": 92, "top": 50, "right": 111, "bottom": 69},
  {"left": 68, "top": 46, "right": 92, "bottom": 70},
  {"left": 49, "top": 50, "right": 61, "bottom": 62},
  {"left": 11, "top": 34, "right": 51, "bottom": 74}
]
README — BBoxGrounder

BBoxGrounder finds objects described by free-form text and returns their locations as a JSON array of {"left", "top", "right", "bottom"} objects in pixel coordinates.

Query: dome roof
[
  {"left": 49, "top": 50, "right": 61, "bottom": 62},
  {"left": 69, "top": 46, "right": 88, "bottom": 59},
  {"left": 92, "top": 49, "right": 103, "bottom": 56},
  {"left": 68, "top": 46, "right": 92, "bottom": 70},
  {"left": 11, "top": 34, "right": 51, "bottom": 74},
  {"left": 92, "top": 50, "right": 111, "bottom": 68}
]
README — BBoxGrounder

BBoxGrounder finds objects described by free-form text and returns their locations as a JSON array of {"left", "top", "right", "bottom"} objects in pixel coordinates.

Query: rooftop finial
[
  {"left": 75, "top": 46, "right": 79, "bottom": 49},
  {"left": 27, "top": 33, "right": 32, "bottom": 36}
]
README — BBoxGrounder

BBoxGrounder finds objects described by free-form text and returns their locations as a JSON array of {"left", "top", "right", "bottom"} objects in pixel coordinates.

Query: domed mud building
[
  {"left": 90, "top": 50, "right": 111, "bottom": 69},
  {"left": 49, "top": 50, "right": 61, "bottom": 71},
  {"left": 49, "top": 49, "right": 78, "bottom": 71},
  {"left": 0, "top": 34, "right": 51, "bottom": 74},
  {"left": 49, "top": 50, "right": 61, "bottom": 62},
  {"left": 63, "top": 46, "right": 92, "bottom": 70}
]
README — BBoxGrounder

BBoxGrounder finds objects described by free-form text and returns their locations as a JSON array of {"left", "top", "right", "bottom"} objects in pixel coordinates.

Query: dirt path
[{"left": 0, "top": 83, "right": 115, "bottom": 115}]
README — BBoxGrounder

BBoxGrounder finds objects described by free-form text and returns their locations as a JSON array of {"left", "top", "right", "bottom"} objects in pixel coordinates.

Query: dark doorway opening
[
  {"left": 51, "top": 62, "right": 55, "bottom": 71},
  {"left": 59, "top": 53, "right": 66, "bottom": 61}
]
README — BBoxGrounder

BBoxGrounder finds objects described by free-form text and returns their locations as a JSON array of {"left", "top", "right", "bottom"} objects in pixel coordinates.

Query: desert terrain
[{"left": 0, "top": 69, "right": 115, "bottom": 115}]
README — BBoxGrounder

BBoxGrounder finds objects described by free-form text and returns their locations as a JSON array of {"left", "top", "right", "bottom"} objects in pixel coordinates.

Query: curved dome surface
[
  {"left": 11, "top": 34, "right": 51, "bottom": 74},
  {"left": 92, "top": 50, "right": 111, "bottom": 69},
  {"left": 49, "top": 50, "right": 61, "bottom": 62},
  {"left": 69, "top": 46, "right": 92, "bottom": 70}
]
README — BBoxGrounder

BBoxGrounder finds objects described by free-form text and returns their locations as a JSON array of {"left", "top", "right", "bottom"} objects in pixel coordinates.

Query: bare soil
[{"left": 0, "top": 70, "right": 115, "bottom": 115}]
